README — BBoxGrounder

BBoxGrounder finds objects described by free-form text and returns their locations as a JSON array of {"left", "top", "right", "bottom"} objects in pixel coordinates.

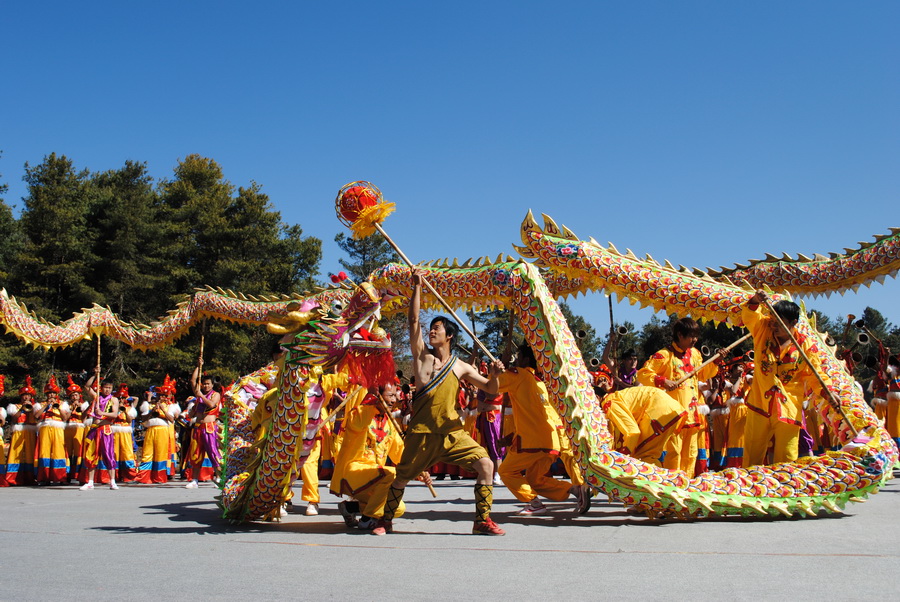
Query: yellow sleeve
[
  {"left": 741, "top": 302, "right": 765, "bottom": 338},
  {"left": 637, "top": 351, "right": 669, "bottom": 388},
  {"left": 387, "top": 431, "right": 404, "bottom": 465},
  {"left": 496, "top": 371, "right": 519, "bottom": 395}
]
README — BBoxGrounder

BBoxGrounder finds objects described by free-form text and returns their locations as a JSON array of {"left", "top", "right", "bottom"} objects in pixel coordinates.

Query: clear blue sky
[{"left": 2, "top": 2, "right": 898, "bottom": 334}]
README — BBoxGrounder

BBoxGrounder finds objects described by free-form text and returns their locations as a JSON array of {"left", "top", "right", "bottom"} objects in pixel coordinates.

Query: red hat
[
  {"left": 157, "top": 374, "right": 176, "bottom": 396},
  {"left": 19, "top": 375, "right": 36, "bottom": 396},
  {"left": 592, "top": 365, "right": 613, "bottom": 391},
  {"left": 116, "top": 383, "right": 129, "bottom": 398},
  {"left": 44, "top": 374, "right": 61, "bottom": 394},
  {"left": 0, "top": 375, "right": 4, "bottom": 397},
  {"left": 66, "top": 374, "right": 82, "bottom": 395}
]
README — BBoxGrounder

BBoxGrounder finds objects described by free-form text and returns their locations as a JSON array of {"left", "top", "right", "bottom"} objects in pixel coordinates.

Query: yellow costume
[
  {"left": 637, "top": 344, "right": 718, "bottom": 477},
  {"left": 601, "top": 386, "right": 686, "bottom": 466},
  {"left": 36, "top": 400, "right": 70, "bottom": 483},
  {"left": 742, "top": 301, "right": 830, "bottom": 466},
  {"left": 496, "top": 367, "right": 572, "bottom": 503},
  {"left": 330, "top": 399, "right": 405, "bottom": 518}
]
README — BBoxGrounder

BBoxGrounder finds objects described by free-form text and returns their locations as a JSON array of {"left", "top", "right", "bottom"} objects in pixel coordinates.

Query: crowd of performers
[
  {"left": 2, "top": 287, "right": 899, "bottom": 538},
  {"left": 0, "top": 363, "right": 224, "bottom": 489}
]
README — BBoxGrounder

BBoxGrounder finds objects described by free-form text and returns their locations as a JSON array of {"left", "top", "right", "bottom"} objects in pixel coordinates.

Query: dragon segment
[
  {"left": 704, "top": 228, "right": 900, "bottom": 297},
  {"left": 0, "top": 286, "right": 352, "bottom": 350},
  {"left": 220, "top": 281, "right": 395, "bottom": 522},
  {"left": 1, "top": 205, "right": 897, "bottom": 522},
  {"left": 510, "top": 212, "right": 897, "bottom": 517}
]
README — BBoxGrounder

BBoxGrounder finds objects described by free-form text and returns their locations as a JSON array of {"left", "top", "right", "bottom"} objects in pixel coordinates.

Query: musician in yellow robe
[{"left": 742, "top": 292, "right": 830, "bottom": 466}]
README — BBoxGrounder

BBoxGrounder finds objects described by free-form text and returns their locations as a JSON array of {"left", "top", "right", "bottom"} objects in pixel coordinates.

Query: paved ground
[{"left": 2, "top": 474, "right": 899, "bottom": 600}]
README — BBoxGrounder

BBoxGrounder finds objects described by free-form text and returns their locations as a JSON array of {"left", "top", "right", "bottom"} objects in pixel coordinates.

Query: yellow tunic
[
  {"left": 637, "top": 343, "right": 718, "bottom": 476},
  {"left": 330, "top": 402, "right": 405, "bottom": 518},
  {"left": 496, "top": 367, "right": 572, "bottom": 503},
  {"left": 741, "top": 302, "right": 829, "bottom": 465}
]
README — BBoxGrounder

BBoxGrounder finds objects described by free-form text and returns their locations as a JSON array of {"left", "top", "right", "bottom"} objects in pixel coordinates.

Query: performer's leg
[
  {"left": 497, "top": 448, "right": 538, "bottom": 503},
  {"left": 661, "top": 431, "right": 683, "bottom": 471},
  {"left": 525, "top": 454, "right": 571, "bottom": 502},
  {"left": 678, "top": 430, "right": 699, "bottom": 477},
  {"left": 743, "top": 412, "right": 771, "bottom": 468},
  {"left": 772, "top": 422, "right": 800, "bottom": 464},
  {"left": 301, "top": 440, "right": 321, "bottom": 512}
]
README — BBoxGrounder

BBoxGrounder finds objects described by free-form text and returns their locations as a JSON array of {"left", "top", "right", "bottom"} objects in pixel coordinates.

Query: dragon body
[{"left": 2, "top": 215, "right": 897, "bottom": 520}]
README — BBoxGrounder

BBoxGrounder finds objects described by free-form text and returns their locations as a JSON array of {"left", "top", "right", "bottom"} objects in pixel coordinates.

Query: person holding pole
[
  {"left": 637, "top": 317, "right": 719, "bottom": 477},
  {"left": 742, "top": 291, "right": 832, "bottom": 466},
  {"left": 185, "top": 359, "right": 223, "bottom": 488},
  {"left": 79, "top": 369, "right": 120, "bottom": 490},
  {"left": 371, "top": 269, "right": 505, "bottom": 536}
]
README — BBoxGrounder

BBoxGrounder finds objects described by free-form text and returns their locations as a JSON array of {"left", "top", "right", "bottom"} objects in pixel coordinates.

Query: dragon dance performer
[
  {"left": 65, "top": 376, "right": 88, "bottom": 483},
  {"left": 5, "top": 376, "right": 39, "bottom": 486},
  {"left": 703, "top": 364, "right": 735, "bottom": 471},
  {"left": 595, "top": 369, "right": 686, "bottom": 468},
  {"left": 136, "top": 375, "right": 181, "bottom": 484},
  {"left": 79, "top": 369, "right": 121, "bottom": 490},
  {"left": 36, "top": 375, "right": 70, "bottom": 484},
  {"left": 637, "top": 318, "right": 718, "bottom": 477},
  {"left": 185, "top": 360, "right": 222, "bottom": 488},
  {"left": 497, "top": 342, "right": 591, "bottom": 516},
  {"left": 331, "top": 382, "right": 409, "bottom": 529},
  {"left": 371, "top": 269, "right": 506, "bottom": 536},
  {"left": 742, "top": 292, "right": 832, "bottom": 466},
  {"left": 112, "top": 384, "right": 138, "bottom": 483}
]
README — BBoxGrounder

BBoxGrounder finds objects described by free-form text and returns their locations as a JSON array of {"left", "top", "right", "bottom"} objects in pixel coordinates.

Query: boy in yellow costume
[
  {"left": 742, "top": 292, "right": 830, "bottom": 466},
  {"left": 331, "top": 382, "right": 408, "bottom": 529},
  {"left": 637, "top": 318, "right": 718, "bottom": 477},
  {"left": 497, "top": 343, "right": 591, "bottom": 515}
]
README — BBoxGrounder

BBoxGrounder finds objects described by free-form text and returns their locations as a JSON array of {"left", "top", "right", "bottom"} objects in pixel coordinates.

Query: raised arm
[
  {"left": 408, "top": 269, "right": 426, "bottom": 360},
  {"left": 459, "top": 359, "right": 504, "bottom": 396},
  {"left": 191, "top": 359, "right": 202, "bottom": 397}
]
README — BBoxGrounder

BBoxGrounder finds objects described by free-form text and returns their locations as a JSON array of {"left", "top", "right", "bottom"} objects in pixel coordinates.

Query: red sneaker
[
  {"left": 472, "top": 518, "right": 505, "bottom": 536},
  {"left": 372, "top": 519, "right": 393, "bottom": 536}
]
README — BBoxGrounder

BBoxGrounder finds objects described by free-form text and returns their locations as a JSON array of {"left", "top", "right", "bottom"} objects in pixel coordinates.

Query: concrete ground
[{"left": 1, "top": 474, "right": 899, "bottom": 601}]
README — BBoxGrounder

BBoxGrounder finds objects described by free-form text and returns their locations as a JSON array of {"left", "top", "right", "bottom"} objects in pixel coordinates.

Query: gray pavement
[{"left": 2, "top": 474, "right": 899, "bottom": 600}]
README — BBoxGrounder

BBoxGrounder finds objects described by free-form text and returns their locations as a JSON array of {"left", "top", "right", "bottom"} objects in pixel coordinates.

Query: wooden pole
[
  {"left": 199, "top": 318, "right": 207, "bottom": 366},
  {"left": 671, "top": 333, "right": 752, "bottom": 387},
  {"left": 374, "top": 222, "right": 498, "bottom": 363},
  {"left": 314, "top": 391, "right": 350, "bottom": 435}
]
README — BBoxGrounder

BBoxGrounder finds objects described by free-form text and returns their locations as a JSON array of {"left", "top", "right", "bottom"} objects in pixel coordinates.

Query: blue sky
[{"left": 2, "top": 2, "right": 898, "bottom": 335}]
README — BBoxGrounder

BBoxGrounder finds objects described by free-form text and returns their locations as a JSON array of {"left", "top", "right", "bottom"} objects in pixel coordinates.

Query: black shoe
[{"left": 338, "top": 501, "right": 358, "bottom": 528}]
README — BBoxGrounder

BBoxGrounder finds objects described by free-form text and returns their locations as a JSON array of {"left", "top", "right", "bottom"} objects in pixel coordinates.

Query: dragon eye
[{"left": 331, "top": 301, "right": 344, "bottom": 315}]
